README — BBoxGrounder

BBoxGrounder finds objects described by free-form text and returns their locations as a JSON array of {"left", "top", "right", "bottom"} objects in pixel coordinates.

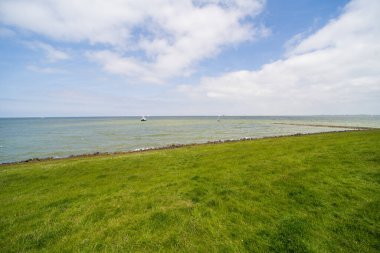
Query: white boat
[{"left": 141, "top": 116, "right": 147, "bottom": 121}]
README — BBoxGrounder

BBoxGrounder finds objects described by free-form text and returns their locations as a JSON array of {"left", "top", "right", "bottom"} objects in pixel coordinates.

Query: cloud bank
[
  {"left": 1, "top": 0, "right": 379, "bottom": 115},
  {"left": 0, "top": 0, "right": 267, "bottom": 82},
  {"left": 180, "top": 0, "right": 380, "bottom": 114}
]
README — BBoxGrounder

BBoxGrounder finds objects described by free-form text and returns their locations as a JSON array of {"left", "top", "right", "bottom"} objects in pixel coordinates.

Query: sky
[{"left": 0, "top": 0, "right": 379, "bottom": 117}]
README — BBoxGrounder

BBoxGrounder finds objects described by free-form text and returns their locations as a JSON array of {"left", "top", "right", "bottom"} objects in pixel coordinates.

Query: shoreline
[
  {"left": 273, "top": 123, "right": 376, "bottom": 130},
  {"left": 1, "top": 128, "right": 369, "bottom": 166}
]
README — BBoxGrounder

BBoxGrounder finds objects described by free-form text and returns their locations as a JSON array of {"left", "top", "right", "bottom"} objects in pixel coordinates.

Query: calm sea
[{"left": 0, "top": 116, "right": 379, "bottom": 163}]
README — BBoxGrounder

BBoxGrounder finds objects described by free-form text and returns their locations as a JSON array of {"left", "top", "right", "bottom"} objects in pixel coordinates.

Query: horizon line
[{"left": 0, "top": 114, "right": 379, "bottom": 119}]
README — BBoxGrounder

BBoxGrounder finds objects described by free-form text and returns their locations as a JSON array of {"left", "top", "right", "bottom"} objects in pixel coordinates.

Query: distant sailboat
[{"left": 141, "top": 116, "right": 147, "bottom": 121}]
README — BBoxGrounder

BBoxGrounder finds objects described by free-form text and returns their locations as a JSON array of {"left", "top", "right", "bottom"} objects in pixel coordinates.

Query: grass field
[{"left": 1, "top": 130, "right": 379, "bottom": 252}]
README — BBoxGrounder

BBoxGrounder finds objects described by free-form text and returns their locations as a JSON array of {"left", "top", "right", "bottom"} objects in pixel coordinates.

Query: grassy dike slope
[{"left": 1, "top": 130, "right": 379, "bottom": 252}]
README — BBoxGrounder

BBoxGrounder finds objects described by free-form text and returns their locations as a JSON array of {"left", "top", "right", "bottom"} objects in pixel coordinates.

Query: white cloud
[
  {"left": 0, "top": 0, "right": 266, "bottom": 81},
  {"left": 86, "top": 50, "right": 161, "bottom": 83},
  {"left": 25, "top": 41, "right": 70, "bottom": 62},
  {"left": 180, "top": 0, "right": 380, "bottom": 114}
]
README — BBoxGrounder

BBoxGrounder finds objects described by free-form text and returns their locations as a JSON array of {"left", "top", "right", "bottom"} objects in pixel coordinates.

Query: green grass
[{"left": 1, "top": 130, "right": 379, "bottom": 252}]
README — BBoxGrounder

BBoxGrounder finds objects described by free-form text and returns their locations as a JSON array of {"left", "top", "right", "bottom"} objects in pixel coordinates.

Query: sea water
[{"left": 0, "top": 116, "right": 379, "bottom": 163}]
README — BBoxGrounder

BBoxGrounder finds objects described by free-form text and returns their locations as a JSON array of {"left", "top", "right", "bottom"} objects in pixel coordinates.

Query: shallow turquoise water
[{"left": 0, "top": 116, "right": 379, "bottom": 163}]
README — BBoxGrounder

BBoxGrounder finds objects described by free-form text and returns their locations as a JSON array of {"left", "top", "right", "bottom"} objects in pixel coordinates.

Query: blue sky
[{"left": 0, "top": 0, "right": 379, "bottom": 117}]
